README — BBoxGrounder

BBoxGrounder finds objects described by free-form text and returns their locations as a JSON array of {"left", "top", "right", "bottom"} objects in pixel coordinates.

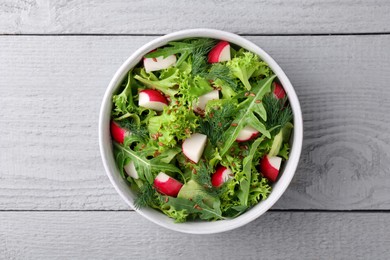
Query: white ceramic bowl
[{"left": 99, "top": 28, "right": 303, "bottom": 234}]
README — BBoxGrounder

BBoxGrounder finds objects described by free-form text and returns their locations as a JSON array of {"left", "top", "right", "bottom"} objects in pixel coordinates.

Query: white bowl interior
[{"left": 99, "top": 29, "right": 303, "bottom": 234}]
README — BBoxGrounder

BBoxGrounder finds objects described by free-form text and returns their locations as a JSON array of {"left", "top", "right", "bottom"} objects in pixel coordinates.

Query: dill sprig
[
  {"left": 191, "top": 39, "right": 217, "bottom": 75},
  {"left": 199, "top": 102, "right": 237, "bottom": 146},
  {"left": 134, "top": 182, "right": 157, "bottom": 209},
  {"left": 117, "top": 118, "right": 149, "bottom": 141},
  {"left": 192, "top": 161, "right": 213, "bottom": 189},
  {"left": 206, "top": 64, "right": 238, "bottom": 91},
  {"left": 262, "top": 94, "right": 293, "bottom": 134},
  {"left": 144, "top": 38, "right": 216, "bottom": 71}
]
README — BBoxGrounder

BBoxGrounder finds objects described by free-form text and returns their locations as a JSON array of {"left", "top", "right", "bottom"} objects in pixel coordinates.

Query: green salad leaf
[
  {"left": 164, "top": 196, "right": 224, "bottom": 221},
  {"left": 134, "top": 67, "right": 180, "bottom": 96},
  {"left": 219, "top": 75, "right": 276, "bottom": 156},
  {"left": 237, "top": 136, "right": 264, "bottom": 207},
  {"left": 114, "top": 142, "right": 182, "bottom": 184},
  {"left": 227, "top": 51, "right": 269, "bottom": 91}
]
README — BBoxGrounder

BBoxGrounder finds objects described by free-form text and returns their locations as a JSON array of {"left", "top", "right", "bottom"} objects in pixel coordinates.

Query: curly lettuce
[{"left": 227, "top": 51, "right": 270, "bottom": 91}]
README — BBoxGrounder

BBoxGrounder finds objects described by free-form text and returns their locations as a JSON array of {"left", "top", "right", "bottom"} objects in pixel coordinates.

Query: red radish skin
[
  {"left": 236, "top": 125, "right": 259, "bottom": 142},
  {"left": 260, "top": 155, "right": 282, "bottom": 182},
  {"left": 211, "top": 166, "right": 233, "bottom": 187},
  {"left": 208, "top": 41, "right": 231, "bottom": 63},
  {"left": 110, "top": 121, "right": 129, "bottom": 144},
  {"left": 273, "top": 82, "right": 286, "bottom": 99},
  {"left": 153, "top": 172, "right": 183, "bottom": 197},
  {"left": 138, "top": 89, "right": 168, "bottom": 111}
]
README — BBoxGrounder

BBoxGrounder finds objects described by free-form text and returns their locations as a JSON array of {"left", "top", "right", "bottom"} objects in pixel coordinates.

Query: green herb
[
  {"left": 262, "top": 95, "right": 293, "bottom": 134},
  {"left": 219, "top": 75, "right": 276, "bottom": 156},
  {"left": 113, "top": 142, "right": 183, "bottom": 184},
  {"left": 206, "top": 64, "right": 238, "bottom": 91},
  {"left": 134, "top": 182, "right": 157, "bottom": 209},
  {"left": 116, "top": 118, "right": 149, "bottom": 141},
  {"left": 198, "top": 101, "right": 237, "bottom": 146},
  {"left": 190, "top": 40, "right": 216, "bottom": 75},
  {"left": 144, "top": 38, "right": 216, "bottom": 69},
  {"left": 192, "top": 161, "right": 213, "bottom": 189}
]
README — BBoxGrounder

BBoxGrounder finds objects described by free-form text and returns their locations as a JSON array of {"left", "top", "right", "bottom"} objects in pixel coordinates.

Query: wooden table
[{"left": 1, "top": 1, "right": 390, "bottom": 259}]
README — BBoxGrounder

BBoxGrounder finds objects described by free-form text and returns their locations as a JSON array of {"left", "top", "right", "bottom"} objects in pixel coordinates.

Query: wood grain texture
[
  {"left": 1, "top": 211, "right": 389, "bottom": 259},
  {"left": 1, "top": 35, "right": 390, "bottom": 210},
  {"left": 1, "top": 0, "right": 390, "bottom": 34}
]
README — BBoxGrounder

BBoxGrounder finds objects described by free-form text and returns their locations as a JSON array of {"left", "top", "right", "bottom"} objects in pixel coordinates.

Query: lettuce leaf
[
  {"left": 148, "top": 102, "right": 199, "bottom": 149},
  {"left": 227, "top": 51, "right": 266, "bottom": 90},
  {"left": 248, "top": 173, "right": 271, "bottom": 206},
  {"left": 112, "top": 71, "right": 142, "bottom": 123},
  {"left": 134, "top": 67, "right": 180, "bottom": 96}
]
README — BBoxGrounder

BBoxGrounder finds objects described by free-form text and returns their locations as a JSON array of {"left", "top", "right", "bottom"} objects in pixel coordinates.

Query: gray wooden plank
[
  {"left": 1, "top": 35, "right": 390, "bottom": 210},
  {"left": 1, "top": 0, "right": 390, "bottom": 34},
  {"left": 1, "top": 211, "right": 389, "bottom": 259}
]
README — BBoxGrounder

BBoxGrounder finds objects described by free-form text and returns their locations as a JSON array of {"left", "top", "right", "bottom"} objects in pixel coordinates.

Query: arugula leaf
[
  {"left": 114, "top": 146, "right": 130, "bottom": 179},
  {"left": 164, "top": 196, "right": 225, "bottom": 221},
  {"left": 219, "top": 76, "right": 276, "bottom": 156},
  {"left": 158, "top": 147, "right": 181, "bottom": 164},
  {"left": 237, "top": 136, "right": 265, "bottom": 207},
  {"left": 113, "top": 142, "right": 182, "bottom": 184}
]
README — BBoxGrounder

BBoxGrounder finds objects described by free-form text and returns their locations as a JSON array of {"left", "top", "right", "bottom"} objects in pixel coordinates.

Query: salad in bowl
[{"left": 100, "top": 29, "right": 302, "bottom": 233}]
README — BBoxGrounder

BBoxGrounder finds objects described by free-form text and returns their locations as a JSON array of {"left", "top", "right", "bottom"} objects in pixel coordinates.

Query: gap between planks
[
  {"left": 1, "top": 32, "right": 390, "bottom": 37},
  {"left": 1, "top": 209, "right": 390, "bottom": 213}
]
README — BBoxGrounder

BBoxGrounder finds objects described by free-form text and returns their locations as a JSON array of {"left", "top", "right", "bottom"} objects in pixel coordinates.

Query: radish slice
[
  {"left": 138, "top": 89, "right": 168, "bottom": 111},
  {"left": 236, "top": 125, "right": 259, "bottom": 142},
  {"left": 211, "top": 166, "right": 233, "bottom": 187},
  {"left": 273, "top": 82, "right": 286, "bottom": 99},
  {"left": 193, "top": 90, "right": 219, "bottom": 112},
  {"left": 208, "top": 41, "right": 231, "bottom": 63},
  {"left": 153, "top": 172, "right": 183, "bottom": 197},
  {"left": 144, "top": 55, "right": 176, "bottom": 73},
  {"left": 260, "top": 155, "right": 282, "bottom": 182},
  {"left": 110, "top": 121, "right": 130, "bottom": 144},
  {"left": 182, "top": 133, "right": 208, "bottom": 163},
  {"left": 124, "top": 161, "right": 139, "bottom": 179}
]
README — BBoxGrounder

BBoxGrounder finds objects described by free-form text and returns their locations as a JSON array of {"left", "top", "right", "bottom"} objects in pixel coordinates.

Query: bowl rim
[{"left": 99, "top": 28, "right": 303, "bottom": 234}]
